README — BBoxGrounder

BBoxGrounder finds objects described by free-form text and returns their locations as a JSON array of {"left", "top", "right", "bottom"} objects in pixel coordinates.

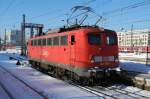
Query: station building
[
  {"left": 117, "top": 29, "right": 150, "bottom": 52},
  {"left": 11, "top": 29, "right": 22, "bottom": 46}
]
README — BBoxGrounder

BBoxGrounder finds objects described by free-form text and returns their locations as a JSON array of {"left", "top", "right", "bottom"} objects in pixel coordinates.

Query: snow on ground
[
  {"left": 119, "top": 53, "right": 147, "bottom": 59},
  {"left": 0, "top": 65, "right": 43, "bottom": 99},
  {"left": 119, "top": 52, "right": 150, "bottom": 74},
  {"left": 0, "top": 49, "right": 150, "bottom": 99},
  {"left": 110, "top": 84, "right": 150, "bottom": 98},
  {"left": 0, "top": 85, "right": 11, "bottom": 99},
  {"left": 0, "top": 48, "right": 21, "bottom": 54},
  {"left": 120, "top": 60, "right": 150, "bottom": 74},
  {"left": 0, "top": 51, "right": 103, "bottom": 99},
  {"left": 123, "top": 86, "right": 150, "bottom": 97}
]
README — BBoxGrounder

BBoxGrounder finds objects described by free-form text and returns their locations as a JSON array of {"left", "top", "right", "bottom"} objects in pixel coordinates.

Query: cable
[
  {"left": 2, "top": 0, "right": 96, "bottom": 29},
  {"left": 103, "top": 18, "right": 150, "bottom": 32},
  {"left": 103, "top": 0, "right": 150, "bottom": 16},
  {"left": 82, "top": 0, "right": 96, "bottom": 5},
  {"left": 2, "top": 0, "right": 150, "bottom": 31},
  {"left": 29, "top": 9, "right": 63, "bottom": 20},
  {"left": 0, "top": 0, "right": 15, "bottom": 33},
  {"left": 0, "top": 0, "right": 15, "bottom": 16}
]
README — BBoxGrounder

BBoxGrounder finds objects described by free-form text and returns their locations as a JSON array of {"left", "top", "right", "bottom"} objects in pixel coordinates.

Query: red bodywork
[{"left": 27, "top": 27, "right": 119, "bottom": 77}]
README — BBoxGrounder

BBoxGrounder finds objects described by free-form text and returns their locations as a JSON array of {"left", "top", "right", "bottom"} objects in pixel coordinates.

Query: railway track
[
  {"left": 105, "top": 85, "right": 150, "bottom": 99},
  {"left": 71, "top": 83, "right": 132, "bottom": 99},
  {"left": 3, "top": 53, "right": 150, "bottom": 99},
  {"left": 69, "top": 81, "right": 150, "bottom": 99},
  {"left": 68, "top": 82, "right": 112, "bottom": 99},
  {"left": 96, "top": 85, "right": 149, "bottom": 99},
  {"left": 0, "top": 65, "right": 48, "bottom": 99},
  {"left": 0, "top": 80, "right": 15, "bottom": 99},
  {"left": 6, "top": 55, "right": 117, "bottom": 99}
]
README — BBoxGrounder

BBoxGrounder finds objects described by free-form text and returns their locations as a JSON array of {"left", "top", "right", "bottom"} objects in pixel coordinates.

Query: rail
[
  {"left": 0, "top": 65, "right": 48, "bottom": 99},
  {"left": 0, "top": 81, "right": 15, "bottom": 99}
]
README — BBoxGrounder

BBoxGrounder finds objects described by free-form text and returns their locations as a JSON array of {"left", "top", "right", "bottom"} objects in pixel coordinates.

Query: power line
[
  {"left": 29, "top": 9, "right": 64, "bottom": 20},
  {"left": 0, "top": 0, "right": 15, "bottom": 32},
  {"left": 98, "top": 0, "right": 150, "bottom": 29},
  {"left": 2, "top": 0, "right": 150, "bottom": 31},
  {"left": 104, "top": 19, "right": 150, "bottom": 30},
  {"left": 72, "top": 0, "right": 150, "bottom": 26},
  {"left": 1, "top": 0, "right": 96, "bottom": 30},
  {"left": 103, "top": 0, "right": 150, "bottom": 16},
  {"left": 29, "top": 0, "right": 95, "bottom": 21},
  {"left": 0, "top": 0, "right": 15, "bottom": 16},
  {"left": 82, "top": 0, "right": 96, "bottom": 5},
  {"left": 118, "top": 19, "right": 150, "bottom": 25}
]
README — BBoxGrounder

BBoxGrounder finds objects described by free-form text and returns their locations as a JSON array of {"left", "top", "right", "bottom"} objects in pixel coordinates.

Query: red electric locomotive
[{"left": 27, "top": 25, "right": 120, "bottom": 84}]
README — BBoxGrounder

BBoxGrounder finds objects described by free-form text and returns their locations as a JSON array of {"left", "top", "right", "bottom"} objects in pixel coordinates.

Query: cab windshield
[
  {"left": 106, "top": 34, "right": 117, "bottom": 45},
  {"left": 88, "top": 34, "right": 101, "bottom": 45}
]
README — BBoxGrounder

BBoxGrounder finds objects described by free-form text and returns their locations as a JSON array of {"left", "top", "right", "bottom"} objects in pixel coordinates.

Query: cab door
[{"left": 70, "top": 34, "right": 76, "bottom": 67}]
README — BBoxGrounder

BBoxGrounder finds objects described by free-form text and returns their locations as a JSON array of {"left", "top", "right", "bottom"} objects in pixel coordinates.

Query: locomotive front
[{"left": 74, "top": 27, "right": 120, "bottom": 80}]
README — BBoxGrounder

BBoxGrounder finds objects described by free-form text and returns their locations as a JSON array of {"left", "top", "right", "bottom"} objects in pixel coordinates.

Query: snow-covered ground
[
  {"left": 120, "top": 60, "right": 150, "bottom": 74},
  {"left": 0, "top": 48, "right": 21, "bottom": 54},
  {"left": 0, "top": 85, "right": 11, "bottom": 99},
  {"left": 119, "top": 53, "right": 147, "bottom": 59},
  {"left": 0, "top": 49, "right": 150, "bottom": 99},
  {"left": 119, "top": 52, "right": 150, "bottom": 74},
  {"left": 0, "top": 51, "right": 102, "bottom": 99}
]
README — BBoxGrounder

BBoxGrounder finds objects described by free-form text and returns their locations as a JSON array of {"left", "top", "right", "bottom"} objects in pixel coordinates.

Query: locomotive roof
[
  {"left": 46, "top": 25, "right": 99, "bottom": 34},
  {"left": 46, "top": 25, "right": 115, "bottom": 34},
  {"left": 31, "top": 25, "right": 116, "bottom": 39}
]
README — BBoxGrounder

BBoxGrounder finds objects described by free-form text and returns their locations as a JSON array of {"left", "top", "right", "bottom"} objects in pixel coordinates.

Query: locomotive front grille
[
  {"left": 102, "top": 56, "right": 114, "bottom": 61},
  {"left": 92, "top": 56, "right": 116, "bottom": 63}
]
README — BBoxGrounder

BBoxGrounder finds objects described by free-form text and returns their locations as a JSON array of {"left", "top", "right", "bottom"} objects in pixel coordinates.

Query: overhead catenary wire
[
  {"left": 2, "top": 0, "right": 150, "bottom": 32},
  {"left": 82, "top": 0, "right": 96, "bottom": 5},
  {"left": 95, "top": 0, "right": 150, "bottom": 29},
  {"left": 0, "top": 0, "right": 97, "bottom": 30},
  {"left": 108, "top": 19, "right": 150, "bottom": 27},
  {"left": 67, "top": 0, "right": 150, "bottom": 27},
  {"left": 0, "top": 0, "right": 15, "bottom": 17},
  {"left": 103, "top": 18, "right": 150, "bottom": 31},
  {"left": 102, "top": 0, "right": 150, "bottom": 16}
]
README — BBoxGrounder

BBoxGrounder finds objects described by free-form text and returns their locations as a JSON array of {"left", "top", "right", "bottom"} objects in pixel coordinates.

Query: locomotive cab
[{"left": 72, "top": 27, "right": 120, "bottom": 79}]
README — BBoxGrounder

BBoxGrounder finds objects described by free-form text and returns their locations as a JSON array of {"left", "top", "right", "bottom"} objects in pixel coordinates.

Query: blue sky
[{"left": 0, "top": 0, "right": 150, "bottom": 37}]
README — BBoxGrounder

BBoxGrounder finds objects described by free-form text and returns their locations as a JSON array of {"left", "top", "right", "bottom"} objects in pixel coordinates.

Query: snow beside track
[
  {"left": 119, "top": 53, "right": 146, "bottom": 59},
  {"left": 0, "top": 49, "right": 150, "bottom": 98},
  {"left": 120, "top": 60, "right": 150, "bottom": 74},
  {"left": 119, "top": 52, "right": 150, "bottom": 74},
  {"left": 0, "top": 51, "right": 102, "bottom": 99},
  {"left": 0, "top": 85, "right": 11, "bottom": 99}
]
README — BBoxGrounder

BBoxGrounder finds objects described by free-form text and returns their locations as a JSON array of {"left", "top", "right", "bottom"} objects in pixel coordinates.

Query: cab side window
[
  {"left": 71, "top": 35, "right": 75, "bottom": 45},
  {"left": 106, "top": 35, "right": 117, "bottom": 45},
  {"left": 61, "top": 35, "right": 68, "bottom": 45},
  {"left": 53, "top": 36, "right": 59, "bottom": 46}
]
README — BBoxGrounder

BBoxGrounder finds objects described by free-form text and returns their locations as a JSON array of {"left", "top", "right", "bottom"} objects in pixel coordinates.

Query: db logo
[{"left": 42, "top": 51, "right": 49, "bottom": 57}]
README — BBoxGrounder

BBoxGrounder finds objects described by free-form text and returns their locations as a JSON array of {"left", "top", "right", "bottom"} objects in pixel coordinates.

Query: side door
[{"left": 70, "top": 34, "right": 76, "bottom": 67}]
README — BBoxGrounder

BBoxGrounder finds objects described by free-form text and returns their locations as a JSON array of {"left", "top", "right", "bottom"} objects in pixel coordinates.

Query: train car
[
  {"left": 119, "top": 46, "right": 149, "bottom": 53},
  {"left": 27, "top": 25, "right": 120, "bottom": 84}
]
